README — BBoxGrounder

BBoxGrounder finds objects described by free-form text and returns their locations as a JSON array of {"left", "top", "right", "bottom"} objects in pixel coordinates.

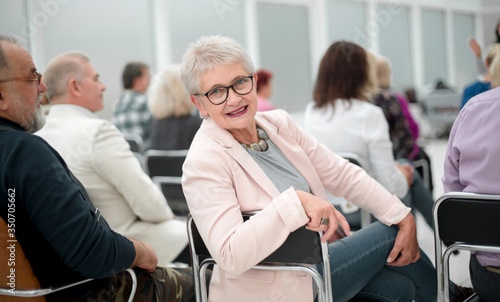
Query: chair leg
[{"left": 126, "top": 269, "right": 137, "bottom": 302}]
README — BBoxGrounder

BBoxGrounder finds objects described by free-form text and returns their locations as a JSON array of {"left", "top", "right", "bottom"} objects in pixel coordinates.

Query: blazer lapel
[{"left": 199, "top": 119, "right": 281, "bottom": 197}]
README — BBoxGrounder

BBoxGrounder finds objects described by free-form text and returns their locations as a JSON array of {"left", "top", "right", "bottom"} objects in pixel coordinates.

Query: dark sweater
[
  {"left": 151, "top": 115, "right": 202, "bottom": 150},
  {"left": 0, "top": 117, "right": 135, "bottom": 300}
]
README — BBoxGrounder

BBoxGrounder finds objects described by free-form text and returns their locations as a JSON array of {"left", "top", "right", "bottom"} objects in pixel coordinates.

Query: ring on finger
[{"left": 320, "top": 218, "right": 329, "bottom": 226}]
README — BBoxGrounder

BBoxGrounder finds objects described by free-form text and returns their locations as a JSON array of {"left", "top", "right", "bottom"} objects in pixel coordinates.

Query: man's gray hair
[
  {"left": 44, "top": 52, "right": 91, "bottom": 100},
  {"left": 180, "top": 35, "right": 255, "bottom": 95},
  {"left": 0, "top": 35, "right": 20, "bottom": 78}
]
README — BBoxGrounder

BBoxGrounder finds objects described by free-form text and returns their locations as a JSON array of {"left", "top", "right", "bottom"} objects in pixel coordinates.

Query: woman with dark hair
[
  {"left": 305, "top": 41, "right": 409, "bottom": 202},
  {"left": 305, "top": 41, "right": 433, "bottom": 232}
]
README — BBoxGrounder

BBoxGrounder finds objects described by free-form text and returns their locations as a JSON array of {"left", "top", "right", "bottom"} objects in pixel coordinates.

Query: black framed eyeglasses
[
  {"left": 0, "top": 72, "right": 42, "bottom": 86},
  {"left": 196, "top": 75, "right": 254, "bottom": 105}
]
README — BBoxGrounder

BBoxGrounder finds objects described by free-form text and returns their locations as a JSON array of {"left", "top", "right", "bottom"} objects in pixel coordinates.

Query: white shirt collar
[{"left": 49, "top": 104, "right": 98, "bottom": 119}]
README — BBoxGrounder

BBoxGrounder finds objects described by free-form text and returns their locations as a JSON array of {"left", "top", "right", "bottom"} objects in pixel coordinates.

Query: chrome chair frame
[
  {"left": 0, "top": 269, "right": 137, "bottom": 301},
  {"left": 335, "top": 152, "right": 372, "bottom": 229},
  {"left": 144, "top": 149, "right": 189, "bottom": 176},
  {"left": 187, "top": 213, "right": 332, "bottom": 302},
  {"left": 433, "top": 192, "right": 500, "bottom": 302}
]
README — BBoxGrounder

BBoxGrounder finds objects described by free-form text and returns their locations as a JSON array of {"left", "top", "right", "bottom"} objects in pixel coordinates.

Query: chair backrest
[
  {"left": 433, "top": 192, "right": 500, "bottom": 302},
  {"left": 188, "top": 213, "right": 321, "bottom": 265},
  {"left": 412, "top": 158, "right": 431, "bottom": 191},
  {"left": 434, "top": 192, "right": 500, "bottom": 246},
  {"left": 187, "top": 213, "right": 332, "bottom": 302},
  {"left": 144, "top": 149, "right": 189, "bottom": 178},
  {"left": 144, "top": 149, "right": 190, "bottom": 216},
  {"left": 0, "top": 217, "right": 45, "bottom": 302},
  {"left": 123, "top": 133, "right": 144, "bottom": 154}
]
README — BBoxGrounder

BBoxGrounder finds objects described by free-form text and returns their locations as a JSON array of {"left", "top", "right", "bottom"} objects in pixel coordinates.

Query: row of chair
[{"left": 2, "top": 191, "right": 499, "bottom": 301}]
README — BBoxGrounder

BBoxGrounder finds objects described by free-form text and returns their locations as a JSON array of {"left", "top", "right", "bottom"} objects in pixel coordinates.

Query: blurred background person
[
  {"left": 148, "top": 64, "right": 202, "bottom": 150},
  {"left": 366, "top": 51, "right": 415, "bottom": 162},
  {"left": 113, "top": 61, "right": 153, "bottom": 149},
  {"left": 37, "top": 52, "right": 189, "bottom": 267},
  {"left": 304, "top": 41, "right": 434, "bottom": 230},
  {"left": 256, "top": 68, "right": 277, "bottom": 111},
  {"left": 461, "top": 44, "right": 500, "bottom": 109},
  {"left": 376, "top": 55, "right": 434, "bottom": 194},
  {"left": 147, "top": 65, "right": 202, "bottom": 216},
  {"left": 467, "top": 18, "right": 500, "bottom": 77},
  {"left": 442, "top": 56, "right": 500, "bottom": 301}
]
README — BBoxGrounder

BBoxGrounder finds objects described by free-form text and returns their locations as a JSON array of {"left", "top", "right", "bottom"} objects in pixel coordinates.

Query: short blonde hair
[
  {"left": 490, "top": 52, "right": 500, "bottom": 88},
  {"left": 376, "top": 55, "right": 392, "bottom": 89},
  {"left": 148, "top": 65, "right": 193, "bottom": 119},
  {"left": 181, "top": 35, "right": 255, "bottom": 95},
  {"left": 365, "top": 49, "right": 379, "bottom": 94},
  {"left": 486, "top": 44, "right": 500, "bottom": 66}
]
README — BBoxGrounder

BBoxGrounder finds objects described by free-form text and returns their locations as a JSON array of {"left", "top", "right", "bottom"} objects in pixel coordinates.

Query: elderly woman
[
  {"left": 148, "top": 65, "right": 202, "bottom": 150},
  {"left": 181, "top": 36, "right": 440, "bottom": 302}
]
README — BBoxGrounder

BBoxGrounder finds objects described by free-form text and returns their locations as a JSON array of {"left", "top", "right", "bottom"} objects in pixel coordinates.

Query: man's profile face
[
  {"left": 77, "top": 60, "right": 106, "bottom": 113},
  {"left": 0, "top": 42, "right": 47, "bottom": 133},
  {"left": 136, "top": 67, "right": 150, "bottom": 94}
]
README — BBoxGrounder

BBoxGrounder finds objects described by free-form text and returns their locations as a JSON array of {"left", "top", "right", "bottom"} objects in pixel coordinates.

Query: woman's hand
[
  {"left": 386, "top": 213, "right": 420, "bottom": 267},
  {"left": 296, "top": 190, "right": 351, "bottom": 242},
  {"left": 396, "top": 163, "right": 414, "bottom": 187},
  {"left": 468, "top": 37, "right": 482, "bottom": 58}
]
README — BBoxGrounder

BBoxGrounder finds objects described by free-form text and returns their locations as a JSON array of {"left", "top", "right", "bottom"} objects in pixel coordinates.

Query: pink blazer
[{"left": 182, "top": 109, "right": 410, "bottom": 301}]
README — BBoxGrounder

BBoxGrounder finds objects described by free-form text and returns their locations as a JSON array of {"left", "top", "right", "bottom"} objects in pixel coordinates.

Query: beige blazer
[
  {"left": 36, "top": 104, "right": 187, "bottom": 266},
  {"left": 182, "top": 109, "right": 410, "bottom": 302}
]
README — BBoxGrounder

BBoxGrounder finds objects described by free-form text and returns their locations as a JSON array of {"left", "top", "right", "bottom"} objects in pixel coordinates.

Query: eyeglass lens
[{"left": 208, "top": 76, "right": 253, "bottom": 104}]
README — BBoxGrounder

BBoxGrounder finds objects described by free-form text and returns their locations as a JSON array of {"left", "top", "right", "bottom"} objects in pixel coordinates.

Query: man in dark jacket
[{"left": 0, "top": 35, "right": 194, "bottom": 301}]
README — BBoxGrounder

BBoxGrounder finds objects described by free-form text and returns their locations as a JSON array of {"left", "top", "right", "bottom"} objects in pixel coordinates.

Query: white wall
[{"left": 0, "top": 0, "right": 494, "bottom": 119}]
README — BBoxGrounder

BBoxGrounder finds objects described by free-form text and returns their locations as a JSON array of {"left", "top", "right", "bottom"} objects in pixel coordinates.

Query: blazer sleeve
[
  {"left": 275, "top": 110, "right": 410, "bottom": 226},
  {"left": 182, "top": 134, "right": 309, "bottom": 275},
  {"left": 90, "top": 121, "right": 174, "bottom": 222}
]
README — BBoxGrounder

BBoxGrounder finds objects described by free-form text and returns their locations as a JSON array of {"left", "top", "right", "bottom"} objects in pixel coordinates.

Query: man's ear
[{"left": 68, "top": 78, "right": 81, "bottom": 97}]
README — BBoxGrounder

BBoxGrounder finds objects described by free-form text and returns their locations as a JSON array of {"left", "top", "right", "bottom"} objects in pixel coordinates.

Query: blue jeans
[
  {"left": 321, "top": 222, "right": 437, "bottom": 302},
  {"left": 398, "top": 159, "right": 435, "bottom": 229}
]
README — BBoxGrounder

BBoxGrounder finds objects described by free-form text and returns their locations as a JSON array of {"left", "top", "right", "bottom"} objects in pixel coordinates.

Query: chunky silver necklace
[{"left": 241, "top": 128, "right": 269, "bottom": 152}]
